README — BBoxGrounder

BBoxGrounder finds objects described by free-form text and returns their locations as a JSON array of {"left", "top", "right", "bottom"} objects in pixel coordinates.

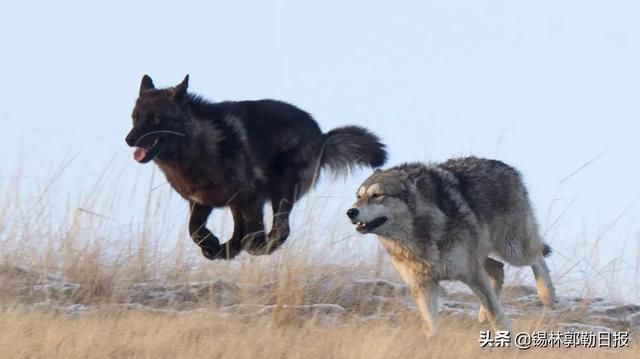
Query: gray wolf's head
[
  {"left": 125, "top": 75, "right": 191, "bottom": 163},
  {"left": 347, "top": 168, "right": 415, "bottom": 236}
]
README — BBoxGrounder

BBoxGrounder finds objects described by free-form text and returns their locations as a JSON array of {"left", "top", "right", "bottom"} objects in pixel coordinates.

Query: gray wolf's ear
[
  {"left": 172, "top": 74, "right": 189, "bottom": 100},
  {"left": 403, "top": 168, "right": 423, "bottom": 188},
  {"left": 139, "top": 75, "right": 155, "bottom": 95}
]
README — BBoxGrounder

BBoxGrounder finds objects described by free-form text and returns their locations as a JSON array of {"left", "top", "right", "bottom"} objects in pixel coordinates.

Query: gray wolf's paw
[{"left": 478, "top": 306, "right": 488, "bottom": 324}]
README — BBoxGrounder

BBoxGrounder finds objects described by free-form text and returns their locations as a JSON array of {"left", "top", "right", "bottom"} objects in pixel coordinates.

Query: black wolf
[{"left": 125, "top": 75, "right": 387, "bottom": 260}]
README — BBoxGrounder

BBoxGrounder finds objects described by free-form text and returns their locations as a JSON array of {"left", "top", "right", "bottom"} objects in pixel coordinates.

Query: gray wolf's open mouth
[
  {"left": 133, "top": 136, "right": 163, "bottom": 163},
  {"left": 355, "top": 216, "right": 387, "bottom": 233}
]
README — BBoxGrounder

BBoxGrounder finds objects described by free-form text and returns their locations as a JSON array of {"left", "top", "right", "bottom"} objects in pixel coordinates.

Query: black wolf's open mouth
[
  {"left": 355, "top": 217, "right": 387, "bottom": 233},
  {"left": 133, "top": 136, "right": 164, "bottom": 163},
  {"left": 127, "top": 130, "right": 186, "bottom": 164}
]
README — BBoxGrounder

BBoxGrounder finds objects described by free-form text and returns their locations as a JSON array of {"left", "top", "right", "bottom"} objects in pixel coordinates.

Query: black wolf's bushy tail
[{"left": 320, "top": 126, "right": 387, "bottom": 175}]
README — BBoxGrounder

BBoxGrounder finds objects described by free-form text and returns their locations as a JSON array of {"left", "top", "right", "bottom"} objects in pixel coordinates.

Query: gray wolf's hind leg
[
  {"left": 478, "top": 257, "right": 504, "bottom": 324},
  {"left": 531, "top": 256, "right": 557, "bottom": 308},
  {"left": 468, "top": 269, "right": 512, "bottom": 332}
]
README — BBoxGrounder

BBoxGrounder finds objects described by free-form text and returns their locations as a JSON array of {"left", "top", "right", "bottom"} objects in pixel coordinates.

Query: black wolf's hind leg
[{"left": 189, "top": 202, "right": 223, "bottom": 260}]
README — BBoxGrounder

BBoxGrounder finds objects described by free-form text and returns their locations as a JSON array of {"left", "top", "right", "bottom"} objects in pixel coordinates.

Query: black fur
[
  {"left": 125, "top": 75, "right": 387, "bottom": 260},
  {"left": 322, "top": 126, "right": 387, "bottom": 172}
]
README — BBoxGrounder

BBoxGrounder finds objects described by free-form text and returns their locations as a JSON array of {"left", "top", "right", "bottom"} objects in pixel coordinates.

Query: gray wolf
[
  {"left": 125, "top": 75, "right": 387, "bottom": 260},
  {"left": 347, "top": 157, "right": 556, "bottom": 336}
]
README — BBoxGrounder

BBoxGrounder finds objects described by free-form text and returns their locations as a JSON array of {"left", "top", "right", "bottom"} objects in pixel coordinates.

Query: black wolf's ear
[
  {"left": 139, "top": 75, "right": 155, "bottom": 95},
  {"left": 172, "top": 75, "right": 189, "bottom": 101}
]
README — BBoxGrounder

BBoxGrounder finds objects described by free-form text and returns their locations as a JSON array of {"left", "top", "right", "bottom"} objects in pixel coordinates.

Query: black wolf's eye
[{"left": 152, "top": 114, "right": 162, "bottom": 125}]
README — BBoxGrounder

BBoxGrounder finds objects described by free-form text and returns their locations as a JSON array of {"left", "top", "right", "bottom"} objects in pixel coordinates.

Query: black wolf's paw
[
  {"left": 200, "top": 242, "right": 222, "bottom": 260},
  {"left": 267, "top": 226, "right": 290, "bottom": 251},
  {"left": 244, "top": 228, "right": 289, "bottom": 256},
  {"left": 192, "top": 231, "right": 220, "bottom": 248},
  {"left": 242, "top": 236, "right": 269, "bottom": 256},
  {"left": 201, "top": 241, "right": 243, "bottom": 261},
  {"left": 242, "top": 234, "right": 282, "bottom": 256}
]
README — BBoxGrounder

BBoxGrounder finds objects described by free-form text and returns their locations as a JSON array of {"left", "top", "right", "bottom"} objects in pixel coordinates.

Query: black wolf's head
[{"left": 125, "top": 75, "right": 191, "bottom": 163}]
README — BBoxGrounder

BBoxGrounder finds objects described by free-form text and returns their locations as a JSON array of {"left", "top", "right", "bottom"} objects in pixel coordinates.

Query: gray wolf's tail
[
  {"left": 320, "top": 126, "right": 387, "bottom": 175},
  {"left": 542, "top": 243, "right": 552, "bottom": 257}
]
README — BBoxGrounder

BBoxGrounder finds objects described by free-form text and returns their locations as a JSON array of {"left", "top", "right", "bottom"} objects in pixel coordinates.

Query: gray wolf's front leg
[
  {"left": 413, "top": 280, "right": 440, "bottom": 338},
  {"left": 389, "top": 257, "right": 440, "bottom": 338}
]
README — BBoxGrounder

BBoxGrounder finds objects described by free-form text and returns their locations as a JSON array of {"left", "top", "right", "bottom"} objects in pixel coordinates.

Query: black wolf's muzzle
[
  {"left": 125, "top": 133, "right": 137, "bottom": 147},
  {"left": 125, "top": 128, "right": 166, "bottom": 163},
  {"left": 125, "top": 127, "right": 149, "bottom": 147},
  {"left": 125, "top": 129, "right": 187, "bottom": 163}
]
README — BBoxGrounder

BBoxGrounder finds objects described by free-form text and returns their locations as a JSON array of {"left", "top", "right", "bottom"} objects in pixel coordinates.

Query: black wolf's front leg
[
  {"left": 249, "top": 182, "right": 296, "bottom": 256},
  {"left": 189, "top": 202, "right": 224, "bottom": 260},
  {"left": 265, "top": 196, "right": 293, "bottom": 254},
  {"left": 232, "top": 203, "right": 269, "bottom": 256}
]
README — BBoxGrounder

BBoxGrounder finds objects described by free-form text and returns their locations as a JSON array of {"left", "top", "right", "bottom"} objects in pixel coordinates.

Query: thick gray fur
[{"left": 348, "top": 156, "right": 557, "bottom": 337}]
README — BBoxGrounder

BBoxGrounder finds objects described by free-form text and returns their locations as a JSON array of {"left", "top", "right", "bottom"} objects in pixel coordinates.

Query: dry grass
[
  {"left": 0, "top": 165, "right": 638, "bottom": 358},
  {"left": 1, "top": 309, "right": 637, "bottom": 359}
]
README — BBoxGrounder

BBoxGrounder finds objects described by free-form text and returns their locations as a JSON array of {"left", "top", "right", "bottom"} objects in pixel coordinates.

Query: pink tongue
[{"left": 133, "top": 147, "right": 148, "bottom": 162}]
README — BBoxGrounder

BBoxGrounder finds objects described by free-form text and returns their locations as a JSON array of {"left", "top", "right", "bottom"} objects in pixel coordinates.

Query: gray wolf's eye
[
  {"left": 371, "top": 193, "right": 383, "bottom": 199},
  {"left": 356, "top": 194, "right": 362, "bottom": 199}
]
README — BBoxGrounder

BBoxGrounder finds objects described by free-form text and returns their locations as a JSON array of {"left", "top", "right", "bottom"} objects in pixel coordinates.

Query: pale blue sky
[{"left": 1, "top": 1, "right": 639, "bottom": 298}]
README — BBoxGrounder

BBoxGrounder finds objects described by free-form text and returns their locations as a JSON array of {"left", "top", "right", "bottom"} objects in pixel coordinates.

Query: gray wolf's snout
[{"left": 346, "top": 208, "right": 359, "bottom": 219}]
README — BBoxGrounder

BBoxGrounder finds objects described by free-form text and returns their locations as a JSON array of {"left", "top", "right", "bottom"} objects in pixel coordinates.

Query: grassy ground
[
  {"left": 1, "top": 247, "right": 638, "bottom": 358},
  {"left": 0, "top": 169, "right": 638, "bottom": 358},
  {"left": 1, "top": 308, "right": 637, "bottom": 358}
]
